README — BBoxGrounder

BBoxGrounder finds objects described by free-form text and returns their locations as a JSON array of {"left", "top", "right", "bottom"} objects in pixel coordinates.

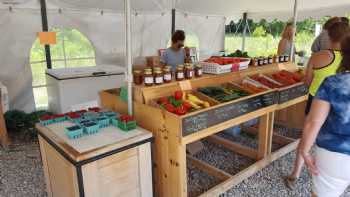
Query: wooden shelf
[{"left": 100, "top": 62, "right": 307, "bottom": 197}]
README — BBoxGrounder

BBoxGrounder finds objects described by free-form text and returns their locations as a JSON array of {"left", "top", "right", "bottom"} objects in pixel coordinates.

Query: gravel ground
[
  {"left": 1, "top": 130, "right": 350, "bottom": 197},
  {"left": 0, "top": 133, "right": 46, "bottom": 197}
]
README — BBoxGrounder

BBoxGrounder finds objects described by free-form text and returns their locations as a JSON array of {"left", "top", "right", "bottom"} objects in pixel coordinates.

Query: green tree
[{"left": 252, "top": 26, "right": 266, "bottom": 37}]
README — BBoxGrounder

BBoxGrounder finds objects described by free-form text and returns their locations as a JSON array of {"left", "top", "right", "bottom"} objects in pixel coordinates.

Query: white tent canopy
[{"left": 1, "top": 0, "right": 350, "bottom": 112}]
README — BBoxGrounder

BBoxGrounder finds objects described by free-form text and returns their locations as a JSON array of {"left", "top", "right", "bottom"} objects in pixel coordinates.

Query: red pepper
[
  {"left": 174, "top": 91, "right": 183, "bottom": 100},
  {"left": 174, "top": 106, "right": 187, "bottom": 115},
  {"left": 158, "top": 97, "right": 169, "bottom": 105},
  {"left": 182, "top": 101, "right": 192, "bottom": 110},
  {"left": 165, "top": 103, "right": 176, "bottom": 113}
]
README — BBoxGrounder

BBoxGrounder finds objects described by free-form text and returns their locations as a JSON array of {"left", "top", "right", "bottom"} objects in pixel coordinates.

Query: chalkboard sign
[
  {"left": 278, "top": 84, "right": 308, "bottom": 104},
  {"left": 182, "top": 92, "right": 277, "bottom": 136}
]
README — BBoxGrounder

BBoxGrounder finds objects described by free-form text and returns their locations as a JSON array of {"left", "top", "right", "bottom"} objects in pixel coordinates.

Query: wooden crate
[{"left": 36, "top": 123, "right": 153, "bottom": 197}]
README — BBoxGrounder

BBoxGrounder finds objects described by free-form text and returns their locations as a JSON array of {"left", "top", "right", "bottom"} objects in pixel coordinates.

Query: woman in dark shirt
[{"left": 299, "top": 35, "right": 350, "bottom": 197}]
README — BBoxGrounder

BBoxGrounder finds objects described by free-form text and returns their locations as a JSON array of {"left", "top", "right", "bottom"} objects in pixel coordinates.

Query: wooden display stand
[
  {"left": 36, "top": 123, "right": 153, "bottom": 197},
  {"left": 0, "top": 93, "right": 9, "bottom": 148},
  {"left": 100, "top": 62, "right": 307, "bottom": 197}
]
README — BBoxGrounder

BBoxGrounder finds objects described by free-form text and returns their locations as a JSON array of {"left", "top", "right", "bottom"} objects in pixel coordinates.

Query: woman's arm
[
  {"left": 277, "top": 39, "right": 287, "bottom": 56},
  {"left": 304, "top": 57, "right": 315, "bottom": 86},
  {"left": 299, "top": 99, "right": 331, "bottom": 175}
]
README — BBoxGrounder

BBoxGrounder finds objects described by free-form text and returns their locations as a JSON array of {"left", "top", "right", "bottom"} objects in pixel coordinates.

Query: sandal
[{"left": 284, "top": 176, "right": 297, "bottom": 190}]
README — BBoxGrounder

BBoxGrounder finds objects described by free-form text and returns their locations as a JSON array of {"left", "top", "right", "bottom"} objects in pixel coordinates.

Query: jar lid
[
  {"left": 154, "top": 70, "right": 162, "bottom": 74},
  {"left": 195, "top": 64, "right": 202, "bottom": 68},
  {"left": 144, "top": 68, "right": 152, "bottom": 71},
  {"left": 163, "top": 67, "right": 171, "bottom": 72},
  {"left": 134, "top": 70, "right": 142, "bottom": 74},
  {"left": 176, "top": 67, "right": 184, "bottom": 71},
  {"left": 153, "top": 67, "right": 161, "bottom": 70},
  {"left": 177, "top": 64, "right": 184, "bottom": 68},
  {"left": 144, "top": 70, "right": 152, "bottom": 74}
]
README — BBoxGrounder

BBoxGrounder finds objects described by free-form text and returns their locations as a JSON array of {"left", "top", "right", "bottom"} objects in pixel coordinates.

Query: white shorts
[{"left": 313, "top": 146, "right": 350, "bottom": 197}]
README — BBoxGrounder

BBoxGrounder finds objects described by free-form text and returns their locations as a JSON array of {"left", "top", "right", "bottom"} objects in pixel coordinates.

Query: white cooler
[
  {"left": 0, "top": 82, "right": 9, "bottom": 113},
  {"left": 46, "top": 65, "right": 125, "bottom": 114}
]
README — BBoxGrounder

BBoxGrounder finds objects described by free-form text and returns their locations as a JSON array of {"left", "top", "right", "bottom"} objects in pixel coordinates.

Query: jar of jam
[
  {"left": 195, "top": 64, "right": 203, "bottom": 77},
  {"left": 144, "top": 70, "right": 154, "bottom": 86},
  {"left": 284, "top": 55, "right": 290, "bottom": 62},
  {"left": 273, "top": 55, "right": 279, "bottom": 63},
  {"left": 153, "top": 66, "right": 161, "bottom": 74},
  {"left": 176, "top": 67, "right": 185, "bottom": 81},
  {"left": 185, "top": 65, "right": 194, "bottom": 79},
  {"left": 263, "top": 57, "right": 268, "bottom": 65},
  {"left": 268, "top": 56, "right": 273, "bottom": 64},
  {"left": 154, "top": 70, "right": 164, "bottom": 85},
  {"left": 163, "top": 67, "right": 172, "bottom": 83},
  {"left": 133, "top": 70, "right": 143, "bottom": 85},
  {"left": 279, "top": 55, "right": 285, "bottom": 62},
  {"left": 252, "top": 58, "right": 258, "bottom": 66},
  {"left": 258, "top": 57, "right": 264, "bottom": 66}
]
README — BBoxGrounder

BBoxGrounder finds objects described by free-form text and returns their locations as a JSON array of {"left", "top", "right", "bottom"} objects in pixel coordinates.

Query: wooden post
[
  {"left": 165, "top": 114, "right": 187, "bottom": 197},
  {"left": 257, "top": 114, "right": 270, "bottom": 160}
]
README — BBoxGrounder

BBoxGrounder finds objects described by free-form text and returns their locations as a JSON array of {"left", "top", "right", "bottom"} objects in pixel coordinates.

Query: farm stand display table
[
  {"left": 100, "top": 62, "right": 307, "bottom": 197},
  {"left": 36, "top": 121, "right": 153, "bottom": 197}
]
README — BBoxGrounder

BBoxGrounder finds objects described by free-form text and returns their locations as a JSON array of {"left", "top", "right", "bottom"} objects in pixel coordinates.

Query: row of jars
[
  {"left": 133, "top": 64, "right": 203, "bottom": 86},
  {"left": 250, "top": 55, "right": 290, "bottom": 66}
]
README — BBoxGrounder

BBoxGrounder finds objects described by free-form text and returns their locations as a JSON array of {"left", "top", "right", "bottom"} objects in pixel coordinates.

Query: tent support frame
[
  {"left": 39, "top": 0, "right": 52, "bottom": 69},
  {"left": 290, "top": 0, "right": 299, "bottom": 60},
  {"left": 125, "top": 0, "right": 133, "bottom": 115},
  {"left": 242, "top": 12, "right": 248, "bottom": 52},
  {"left": 171, "top": 9, "right": 176, "bottom": 35}
]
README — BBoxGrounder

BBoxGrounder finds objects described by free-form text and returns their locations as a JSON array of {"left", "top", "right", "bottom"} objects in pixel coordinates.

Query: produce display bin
[{"left": 100, "top": 62, "right": 308, "bottom": 197}]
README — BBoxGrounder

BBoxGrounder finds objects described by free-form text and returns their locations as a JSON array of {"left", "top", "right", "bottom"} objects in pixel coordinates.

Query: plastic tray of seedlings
[
  {"left": 82, "top": 122, "right": 100, "bottom": 135},
  {"left": 65, "top": 125, "right": 84, "bottom": 139},
  {"left": 52, "top": 114, "right": 66, "bottom": 123},
  {"left": 118, "top": 120, "right": 137, "bottom": 131},
  {"left": 97, "top": 116, "right": 110, "bottom": 128},
  {"left": 40, "top": 115, "right": 54, "bottom": 126}
]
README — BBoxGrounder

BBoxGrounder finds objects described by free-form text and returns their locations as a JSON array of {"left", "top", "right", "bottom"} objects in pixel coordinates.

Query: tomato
[
  {"left": 174, "top": 91, "right": 183, "bottom": 100},
  {"left": 165, "top": 103, "right": 176, "bottom": 113},
  {"left": 158, "top": 97, "right": 169, "bottom": 105}
]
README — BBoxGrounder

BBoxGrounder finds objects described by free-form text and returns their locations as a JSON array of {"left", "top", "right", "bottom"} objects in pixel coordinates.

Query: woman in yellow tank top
[{"left": 284, "top": 21, "right": 350, "bottom": 190}]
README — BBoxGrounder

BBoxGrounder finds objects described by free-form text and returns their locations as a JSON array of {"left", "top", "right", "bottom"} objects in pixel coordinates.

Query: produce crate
[
  {"left": 83, "top": 111, "right": 99, "bottom": 121},
  {"left": 197, "top": 83, "right": 251, "bottom": 103},
  {"left": 117, "top": 120, "right": 137, "bottom": 131},
  {"left": 82, "top": 122, "right": 100, "bottom": 135},
  {"left": 64, "top": 125, "right": 84, "bottom": 139},
  {"left": 201, "top": 57, "right": 250, "bottom": 74},
  {"left": 151, "top": 90, "right": 219, "bottom": 116}
]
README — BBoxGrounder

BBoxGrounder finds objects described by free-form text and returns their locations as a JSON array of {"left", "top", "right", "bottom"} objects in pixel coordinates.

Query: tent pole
[
  {"left": 39, "top": 0, "right": 52, "bottom": 69},
  {"left": 171, "top": 9, "right": 176, "bottom": 35},
  {"left": 124, "top": 0, "right": 133, "bottom": 115},
  {"left": 290, "top": 0, "right": 298, "bottom": 61},
  {"left": 242, "top": 12, "right": 248, "bottom": 52}
]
